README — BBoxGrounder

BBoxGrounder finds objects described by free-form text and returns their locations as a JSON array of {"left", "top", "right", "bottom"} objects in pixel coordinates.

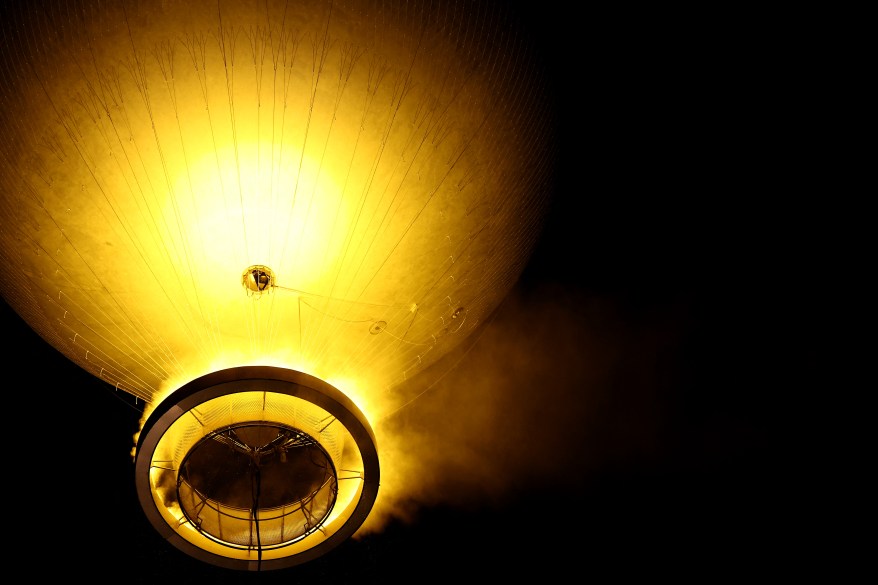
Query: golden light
[{"left": 0, "top": 0, "right": 556, "bottom": 571}]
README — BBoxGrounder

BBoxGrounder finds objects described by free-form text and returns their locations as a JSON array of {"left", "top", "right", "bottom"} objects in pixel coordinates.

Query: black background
[{"left": 2, "top": 3, "right": 829, "bottom": 582}]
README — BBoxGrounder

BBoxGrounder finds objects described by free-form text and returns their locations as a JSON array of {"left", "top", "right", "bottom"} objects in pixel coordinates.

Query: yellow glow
[
  {"left": 0, "top": 0, "right": 555, "bottom": 568},
  {"left": 168, "top": 140, "right": 349, "bottom": 294},
  {"left": 1, "top": 0, "right": 551, "bottom": 414}
]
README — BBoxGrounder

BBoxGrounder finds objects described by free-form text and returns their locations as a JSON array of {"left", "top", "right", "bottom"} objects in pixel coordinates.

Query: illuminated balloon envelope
[{"left": 0, "top": 0, "right": 555, "bottom": 570}]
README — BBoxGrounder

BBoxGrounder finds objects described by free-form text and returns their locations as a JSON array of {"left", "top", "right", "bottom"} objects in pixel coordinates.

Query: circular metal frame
[
  {"left": 177, "top": 420, "right": 339, "bottom": 550},
  {"left": 134, "top": 366, "right": 379, "bottom": 571}
]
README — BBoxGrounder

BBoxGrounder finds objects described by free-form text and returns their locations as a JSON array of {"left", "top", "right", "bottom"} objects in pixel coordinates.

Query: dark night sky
[{"left": 2, "top": 3, "right": 828, "bottom": 582}]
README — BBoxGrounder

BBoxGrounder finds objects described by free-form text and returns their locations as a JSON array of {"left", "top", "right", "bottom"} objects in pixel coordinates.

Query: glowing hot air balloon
[{"left": 0, "top": 0, "right": 556, "bottom": 570}]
